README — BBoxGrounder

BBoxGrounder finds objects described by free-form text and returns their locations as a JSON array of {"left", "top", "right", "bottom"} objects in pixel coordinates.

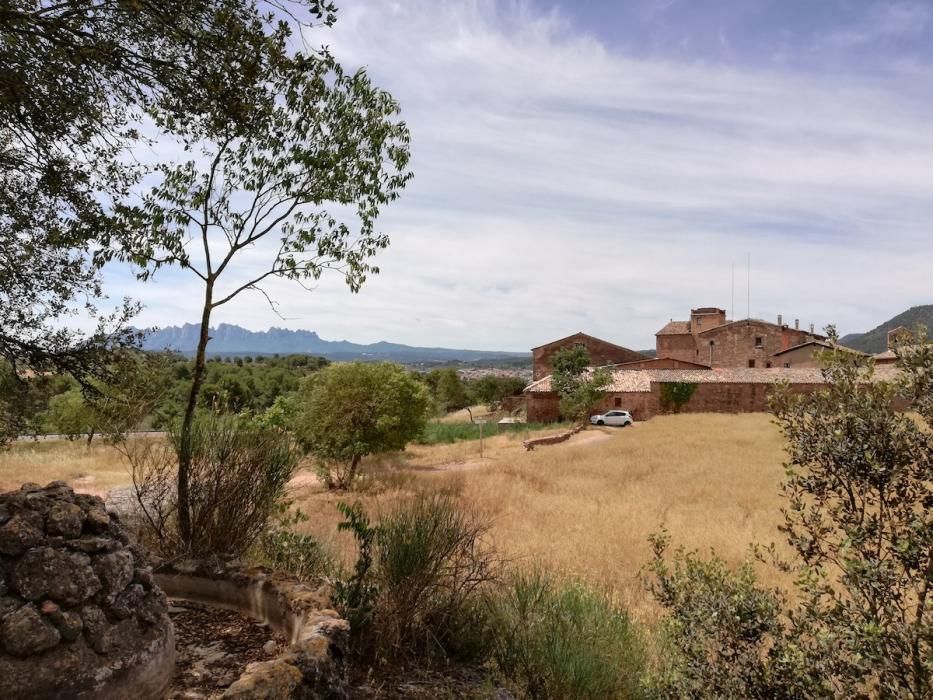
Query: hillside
[
  {"left": 840, "top": 305, "right": 933, "bottom": 353},
  {"left": 140, "top": 323, "right": 528, "bottom": 364}
]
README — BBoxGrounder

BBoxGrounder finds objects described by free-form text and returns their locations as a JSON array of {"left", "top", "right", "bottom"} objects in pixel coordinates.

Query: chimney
[
  {"left": 809, "top": 323, "right": 814, "bottom": 334},
  {"left": 777, "top": 314, "right": 783, "bottom": 326},
  {"left": 794, "top": 319, "right": 799, "bottom": 330}
]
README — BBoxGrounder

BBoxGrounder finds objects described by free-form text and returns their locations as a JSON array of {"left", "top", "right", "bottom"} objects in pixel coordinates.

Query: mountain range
[
  {"left": 840, "top": 305, "right": 933, "bottom": 353},
  {"left": 140, "top": 323, "right": 528, "bottom": 364}
]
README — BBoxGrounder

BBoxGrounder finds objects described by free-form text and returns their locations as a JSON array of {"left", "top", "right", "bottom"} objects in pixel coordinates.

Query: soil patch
[
  {"left": 166, "top": 600, "right": 284, "bottom": 699},
  {"left": 348, "top": 664, "right": 509, "bottom": 699}
]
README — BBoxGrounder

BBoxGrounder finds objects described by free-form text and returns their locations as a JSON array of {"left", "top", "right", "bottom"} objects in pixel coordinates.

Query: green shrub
[
  {"left": 658, "top": 382, "right": 697, "bottom": 413},
  {"left": 257, "top": 506, "right": 332, "bottom": 582},
  {"left": 126, "top": 411, "right": 300, "bottom": 557},
  {"left": 336, "top": 494, "right": 497, "bottom": 665},
  {"left": 489, "top": 568, "right": 646, "bottom": 700}
]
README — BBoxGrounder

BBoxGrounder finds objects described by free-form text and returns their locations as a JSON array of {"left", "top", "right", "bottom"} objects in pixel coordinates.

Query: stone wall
[
  {"left": 0, "top": 483, "right": 174, "bottom": 700},
  {"left": 155, "top": 559, "right": 349, "bottom": 699},
  {"left": 532, "top": 333, "right": 645, "bottom": 380},
  {"left": 527, "top": 382, "right": 827, "bottom": 422}
]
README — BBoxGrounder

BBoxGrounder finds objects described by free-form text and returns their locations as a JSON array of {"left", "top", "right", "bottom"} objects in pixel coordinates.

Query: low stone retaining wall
[
  {"left": 155, "top": 560, "right": 349, "bottom": 699},
  {"left": 522, "top": 424, "right": 585, "bottom": 451}
]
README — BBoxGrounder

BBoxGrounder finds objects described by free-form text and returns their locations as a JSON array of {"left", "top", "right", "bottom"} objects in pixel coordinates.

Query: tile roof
[
  {"left": 771, "top": 340, "right": 865, "bottom": 357},
  {"left": 656, "top": 321, "right": 691, "bottom": 336},
  {"left": 525, "top": 366, "right": 901, "bottom": 394}
]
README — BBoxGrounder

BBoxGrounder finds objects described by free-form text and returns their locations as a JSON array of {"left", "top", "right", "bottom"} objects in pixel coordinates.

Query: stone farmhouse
[
  {"left": 523, "top": 305, "right": 883, "bottom": 423},
  {"left": 656, "top": 307, "right": 824, "bottom": 368},
  {"left": 531, "top": 332, "right": 647, "bottom": 381}
]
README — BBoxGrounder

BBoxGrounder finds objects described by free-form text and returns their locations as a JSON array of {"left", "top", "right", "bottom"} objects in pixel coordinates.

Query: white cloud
[{"left": 109, "top": 0, "right": 933, "bottom": 352}]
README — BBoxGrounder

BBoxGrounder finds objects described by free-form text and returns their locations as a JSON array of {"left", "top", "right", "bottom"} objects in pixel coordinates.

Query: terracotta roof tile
[
  {"left": 525, "top": 366, "right": 901, "bottom": 394},
  {"left": 656, "top": 321, "right": 691, "bottom": 336}
]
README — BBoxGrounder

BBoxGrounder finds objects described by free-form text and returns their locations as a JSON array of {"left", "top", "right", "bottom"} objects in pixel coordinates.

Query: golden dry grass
[
  {"left": 1, "top": 414, "right": 792, "bottom": 622},
  {"left": 291, "top": 413, "right": 792, "bottom": 621},
  {"left": 0, "top": 439, "right": 132, "bottom": 497}
]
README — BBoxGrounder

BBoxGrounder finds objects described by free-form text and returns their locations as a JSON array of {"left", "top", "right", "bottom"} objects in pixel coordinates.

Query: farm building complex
[{"left": 525, "top": 305, "right": 883, "bottom": 422}]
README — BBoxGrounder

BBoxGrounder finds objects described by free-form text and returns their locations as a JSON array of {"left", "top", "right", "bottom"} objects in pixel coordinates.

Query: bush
[
  {"left": 295, "top": 362, "right": 429, "bottom": 490},
  {"left": 645, "top": 534, "right": 817, "bottom": 698},
  {"left": 489, "top": 568, "right": 646, "bottom": 700},
  {"left": 257, "top": 506, "right": 332, "bottom": 582},
  {"left": 125, "top": 411, "right": 300, "bottom": 558},
  {"left": 336, "top": 494, "right": 498, "bottom": 665}
]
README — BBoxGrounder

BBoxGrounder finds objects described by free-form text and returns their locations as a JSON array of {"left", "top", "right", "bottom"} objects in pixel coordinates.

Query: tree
[
  {"left": 649, "top": 327, "right": 933, "bottom": 698},
  {"left": 426, "top": 368, "right": 470, "bottom": 414},
  {"left": 0, "top": 1, "right": 335, "bottom": 441},
  {"left": 295, "top": 363, "right": 429, "bottom": 489},
  {"left": 769, "top": 327, "right": 933, "bottom": 698},
  {"left": 114, "top": 43, "right": 410, "bottom": 542},
  {"left": 550, "top": 347, "right": 610, "bottom": 424},
  {"left": 470, "top": 375, "right": 527, "bottom": 410}
]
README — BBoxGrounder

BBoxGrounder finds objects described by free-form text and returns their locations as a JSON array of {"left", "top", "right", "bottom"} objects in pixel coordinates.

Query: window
[
  {"left": 755, "top": 336, "right": 763, "bottom": 348},
  {"left": 784, "top": 362, "right": 791, "bottom": 368},
  {"left": 614, "top": 397, "right": 622, "bottom": 407},
  {"left": 748, "top": 359, "right": 756, "bottom": 368},
  {"left": 766, "top": 361, "right": 773, "bottom": 368}
]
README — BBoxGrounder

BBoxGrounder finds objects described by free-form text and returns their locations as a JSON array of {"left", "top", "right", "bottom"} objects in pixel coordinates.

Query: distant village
[{"left": 523, "top": 306, "right": 904, "bottom": 422}]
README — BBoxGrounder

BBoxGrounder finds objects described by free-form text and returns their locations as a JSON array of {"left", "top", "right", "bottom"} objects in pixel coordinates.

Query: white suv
[{"left": 590, "top": 410, "right": 633, "bottom": 427}]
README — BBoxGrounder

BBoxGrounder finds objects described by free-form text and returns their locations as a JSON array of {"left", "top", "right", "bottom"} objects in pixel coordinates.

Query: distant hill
[
  {"left": 140, "top": 323, "right": 528, "bottom": 364},
  {"left": 840, "top": 305, "right": 933, "bottom": 353}
]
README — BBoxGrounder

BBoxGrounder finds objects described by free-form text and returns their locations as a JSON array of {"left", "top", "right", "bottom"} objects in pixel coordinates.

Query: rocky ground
[{"left": 167, "top": 600, "right": 284, "bottom": 699}]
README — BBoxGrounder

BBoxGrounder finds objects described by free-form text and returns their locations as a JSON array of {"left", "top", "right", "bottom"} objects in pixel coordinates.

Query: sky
[{"left": 104, "top": 0, "right": 933, "bottom": 352}]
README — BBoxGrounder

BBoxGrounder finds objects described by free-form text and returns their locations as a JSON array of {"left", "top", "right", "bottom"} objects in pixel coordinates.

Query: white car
[{"left": 590, "top": 410, "right": 633, "bottom": 427}]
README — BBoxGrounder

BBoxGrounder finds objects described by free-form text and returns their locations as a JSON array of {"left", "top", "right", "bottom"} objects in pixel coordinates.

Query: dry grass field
[
  {"left": 0, "top": 413, "right": 792, "bottom": 621},
  {"left": 291, "top": 412, "right": 792, "bottom": 621},
  {"left": 0, "top": 439, "right": 131, "bottom": 497}
]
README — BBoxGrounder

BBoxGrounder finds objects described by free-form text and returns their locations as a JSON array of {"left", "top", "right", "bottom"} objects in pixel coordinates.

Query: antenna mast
[
  {"left": 731, "top": 263, "right": 735, "bottom": 321},
  {"left": 746, "top": 252, "right": 751, "bottom": 320}
]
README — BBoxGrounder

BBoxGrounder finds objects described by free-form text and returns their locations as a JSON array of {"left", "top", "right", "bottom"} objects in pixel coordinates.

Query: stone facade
[
  {"left": 0, "top": 482, "right": 173, "bottom": 700},
  {"left": 657, "top": 308, "right": 821, "bottom": 368},
  {"left": 525, "top": 381, "right": 826, "bottom": 423},
  {"left": 531, "top": 332, "right": 646, "bottom": 381}
]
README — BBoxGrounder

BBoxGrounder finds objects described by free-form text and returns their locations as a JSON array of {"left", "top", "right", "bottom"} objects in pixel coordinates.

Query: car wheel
[
  {"left": 596, "top": 420, "right": 605, "bottom": 426},
  {"left": 621, "top": 422, "right": 630, "bottom": 428}
]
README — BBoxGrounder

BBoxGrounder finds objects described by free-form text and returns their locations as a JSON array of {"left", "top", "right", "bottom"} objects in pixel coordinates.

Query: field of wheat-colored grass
[
  {"left": 290, "top": 413, "right": 793, "bottom": 621},
  {"left": 1, "top": 413, "right": 792, "bottom": 621},
  {"left": 0, "top": 440, "right": 133, "bottom": 496}
]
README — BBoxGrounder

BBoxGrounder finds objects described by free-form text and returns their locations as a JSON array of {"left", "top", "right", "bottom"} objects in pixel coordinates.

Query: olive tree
[{"left": 295, "top": 362, "right": 428, "bottom": 490}]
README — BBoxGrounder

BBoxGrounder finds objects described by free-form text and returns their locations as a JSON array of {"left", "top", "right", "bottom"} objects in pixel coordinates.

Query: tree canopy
[{"left": 295, "top": 362, "right": 429, "bottom": 489}]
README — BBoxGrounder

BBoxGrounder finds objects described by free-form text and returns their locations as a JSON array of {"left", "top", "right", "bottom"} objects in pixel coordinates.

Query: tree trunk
[
  {"left": 177, "top": 282, "right": 213, "bottom": 546},
  {"left": 86, "top": 428, "right": 95, "bottom": 446}
]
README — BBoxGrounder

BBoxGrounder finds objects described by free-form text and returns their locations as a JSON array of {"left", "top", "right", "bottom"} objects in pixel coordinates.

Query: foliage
[
  {"left": 333, "top": 501, "right": 381, "bottom": 636},
  {"left": 295, "top": 362, "right": 429, "bottom": 490},
  {"left": 109, "top": 22, "right": 411, "bottom": 544},
  {"left": 257, "top": 506, "right": 332, "bottom": 582},
  {"left": 489, "top": 567, "right": 646, "bottom": 700},
  {"left": 336, "top": 494, "right": 498, "bottom": 665},
  {"left": 424, "top": 368, "right": 470, "bottom": 413},
  {"left": 646, "top": 533, "right": 818, "bottom": 699},
  {"left": 648, "top": 326, "right": 933, "bottom": 698},
  {"left": 469, "top": 374, "right": 527, "bottom": 409},
  {"left": 124, "top": 411, "right": 300, "bottom": 557},
  {"left": 658, "top": 381, "right": 697, "bottom": 413},
  {"left": 1, "top": 1, "right": 336, "bottom": 436},
  {"left": 551, "top": 348, "right": 611, "bottom": 424},
  {"left": 769, "top": 325, "right": 933, "bottom": 698}
]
